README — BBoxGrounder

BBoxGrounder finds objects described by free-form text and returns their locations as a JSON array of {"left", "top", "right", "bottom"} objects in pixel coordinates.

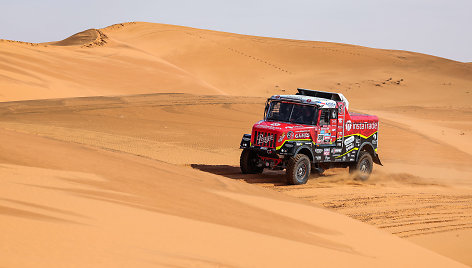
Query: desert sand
[{"left": 0, "top": 22, "right": 471, "bottom": 267}]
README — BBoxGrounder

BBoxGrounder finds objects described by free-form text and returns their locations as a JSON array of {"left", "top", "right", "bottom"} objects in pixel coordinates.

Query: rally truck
[{"left": 239, "top": 88, "right": 382, "bottom": 184}]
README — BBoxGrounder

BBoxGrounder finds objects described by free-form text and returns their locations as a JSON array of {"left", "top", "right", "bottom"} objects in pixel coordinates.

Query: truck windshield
[{"left": 266, "top": 101, "right": 317, "bottom": 125}]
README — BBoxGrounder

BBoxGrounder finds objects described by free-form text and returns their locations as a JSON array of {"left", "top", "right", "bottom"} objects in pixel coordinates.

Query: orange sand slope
[
  {"left": 0, "top": 128, "right": 467, "bottom": 268},
  {"left": 1, "top": 22, "right": 471, "bottom": 108},
  {"left": 0, "top": 93, "right": 471, "bottom": 266}
]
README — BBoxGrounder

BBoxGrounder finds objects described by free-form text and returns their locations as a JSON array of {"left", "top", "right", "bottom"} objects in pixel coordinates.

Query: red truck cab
[{"left": 240, "top": 88, "right": 381, "bottom": 184}]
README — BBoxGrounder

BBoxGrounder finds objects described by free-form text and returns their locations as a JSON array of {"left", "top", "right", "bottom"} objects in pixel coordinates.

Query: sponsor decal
[
  {"left": 346, "top": 143, "right": 354, "bottom": 151},
  {"left": 314, "top": 148, "right": 323, "bottom": 154},
  {"left": 345, "top": 120, "right": 352, "bottom": 131},
  {"left": 352, "top": 123, "right": 377, "bottom": 129},
  {"left": 338, "top": 118, "right": 343, "bottom": 123},
  {"left": 323, "top": 148, "right": 330, "bottom": 156},
  {"left": 278, "top": 132, "right": 285, "bottom": 142},
  {"left": 347, "top": 122, "right": 378, "bottom": 131},
  {"left": 271, "top": 123, "right": 281, "bottom": 126},
  {"left": 287, "top": 131, "right": 294, "bottom": 139},
  {"left": 324, "top": 156, "right": 331, "bottom": 161},
  {"left": 373, "top": 133, "right": 377, "bottom": 139},
  {"left": 344, "top": 136, "right": 355, "bottom": 145},
  {"left": 334, "top": 148, "right": 342, "bottom": 153},
  {"left": 338, "top": 102, "right": 345, "bottom": 114},
  {"left": 257, "top": 133, "right": 274, "bottom": 144},
  {"left": 256, "top": 125, "right": 282, "bottom": 130},
  {"left": 335, "top": 158, "right": 342, "bottom": 162},
  {"left": 315, "top": 156, "right": 322, "bottom": 161},
  {"left": 317, "top": 134, "right": 323, "bottom": 142},
  {"left": 342, "top": 156, "right": 346, "bottom": 161},
  {"left": 294, "top": 132, "right": 310, "bottom": 139},
  {"left": 328, "top": 102, "right": 336, "bottom": 108}
]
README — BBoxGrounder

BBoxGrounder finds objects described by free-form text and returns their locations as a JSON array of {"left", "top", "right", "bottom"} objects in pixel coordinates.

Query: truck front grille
[{"left": 253, "top": 131, "right": 276, "bottom": 148}]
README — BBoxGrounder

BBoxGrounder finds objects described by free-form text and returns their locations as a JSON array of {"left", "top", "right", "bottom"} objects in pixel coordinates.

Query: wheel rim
[
  {"left": 296, "top": 163, "right": 307, "bottom": 180},
  {"left": 360, "top": 159, "right": 370, "bottom": 173},
  {"left": 250, "top": 158, "right": 257, "bottom": 168}
]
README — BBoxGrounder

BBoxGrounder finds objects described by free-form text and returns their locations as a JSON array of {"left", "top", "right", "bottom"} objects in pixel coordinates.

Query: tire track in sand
[{"left": 270, "top": 185, "right": 472, "bottom": 238}]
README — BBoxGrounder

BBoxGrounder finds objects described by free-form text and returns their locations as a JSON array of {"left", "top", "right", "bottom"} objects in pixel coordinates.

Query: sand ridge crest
[
  {"left": 0, "top": 38, "right": 44, "bottom": 47},
  {"left": 51, "top": 29, "right": 108, "bottom": 47},
  {"left": 1, "top": 21, "right": 471, "bottom": 102}
]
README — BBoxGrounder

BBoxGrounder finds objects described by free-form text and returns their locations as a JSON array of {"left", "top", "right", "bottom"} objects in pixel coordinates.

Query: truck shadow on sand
[
  {"left": 192, "top": 165, "right": 450, "bottom": 188},
  {"left": 191, "top": 164, "right": 326, "bottom": 186}
]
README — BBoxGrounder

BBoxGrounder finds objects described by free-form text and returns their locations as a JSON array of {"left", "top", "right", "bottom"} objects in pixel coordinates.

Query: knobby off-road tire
[
  {"left": 240, "top": 149, "right": 264, "bottom": 174},
  {"left": 349, "top": 151, "right": 373, "bottom": 181},
  {"left": 286, "top": 154, "right": 311, "bottom": 185}
]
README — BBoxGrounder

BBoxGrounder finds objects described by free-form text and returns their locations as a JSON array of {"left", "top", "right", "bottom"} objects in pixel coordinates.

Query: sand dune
[
  {"left": 0, "top": 93, "right": 471, "bottom": 266},
  {"left": 1, "top": 22, "right": 472, "bottom": 267},
  {"left": 1, "top": 22, "right": 471, "bottom": 107},
  {"left": 0, "top": 127, "right": 467, "bottom": 268}
]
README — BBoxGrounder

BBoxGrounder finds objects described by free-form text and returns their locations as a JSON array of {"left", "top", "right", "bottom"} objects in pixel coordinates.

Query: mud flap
[{"left": 373, "top": 154, "right": 383, "bottom": 166}]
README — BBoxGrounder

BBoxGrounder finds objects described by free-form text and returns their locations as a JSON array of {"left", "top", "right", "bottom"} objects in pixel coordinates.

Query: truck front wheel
[
  {"left": 240, "top": 149, "right": 264, "bottom": 174},
  {"left": 349, "top": 151, "right": 373, "bottom": 181},
  {"left": 286, "top": 154, "right": 311, "bottom": 185}
]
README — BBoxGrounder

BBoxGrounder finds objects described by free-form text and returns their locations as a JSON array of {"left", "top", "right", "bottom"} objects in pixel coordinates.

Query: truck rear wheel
[
  {"left": 240, "top": 149, "right": 264, "bottom": 174},
  {"left": 286, "top": 154, "right": 311, "bottom": 185},
  {"left": 349, "top": 151, "right": 373, "bottom": 181}
]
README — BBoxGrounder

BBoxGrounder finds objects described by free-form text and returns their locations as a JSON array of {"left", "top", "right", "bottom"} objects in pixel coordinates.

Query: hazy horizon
[{"left": 1, "top": 0, "right": 471, "bottom": 62}]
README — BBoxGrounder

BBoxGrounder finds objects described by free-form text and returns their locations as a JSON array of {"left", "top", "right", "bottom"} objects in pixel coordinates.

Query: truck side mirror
[
  {"left": 264, "top": 101, "right": 269, "bottom": 118},
  {"left": 331, "top": 109, "right": 337, "bottom": 119}
]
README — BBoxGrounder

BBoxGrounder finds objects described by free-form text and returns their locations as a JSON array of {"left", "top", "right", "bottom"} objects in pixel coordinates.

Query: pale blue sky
[{"left": 1, "top": 0, "right": 471, "bottom": 62}]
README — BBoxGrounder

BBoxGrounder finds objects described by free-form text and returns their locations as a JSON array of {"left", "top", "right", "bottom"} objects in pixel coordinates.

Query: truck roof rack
[{"left": 296, "top": 88, "right": 343, "bottom": 101}]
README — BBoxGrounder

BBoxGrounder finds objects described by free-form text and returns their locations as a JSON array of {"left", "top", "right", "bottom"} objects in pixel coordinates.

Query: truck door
[
  {"left": 336, "top": 102, "right": 346, "bottom": 148},
  {"left": 317, "top": 108, "right": 337, "bottom": 145},
  {"left": 329, "top": 109, "right": 338, "bottom": 143}
]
